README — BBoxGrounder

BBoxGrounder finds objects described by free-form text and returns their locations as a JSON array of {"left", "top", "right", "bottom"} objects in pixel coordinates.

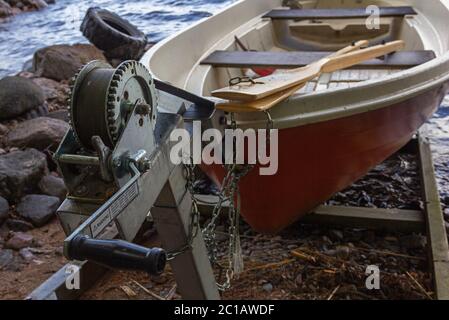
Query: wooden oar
[
  {"left": 216, "top": 40, "right": 370, "bottom": 113},
  {"left": 212, "top": 40, "right": 405, "bottom": 102}
]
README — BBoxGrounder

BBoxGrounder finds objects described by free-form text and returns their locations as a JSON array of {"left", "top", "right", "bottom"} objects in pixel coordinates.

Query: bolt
[
  {"left": 75, "top": 185, "right": 89, "bottom": 197},
  {"left": 135, "top": 103, "right": 151, "bottom": 116},
  {"left": 113, "top": 158, "right": 122, "bottom": 168}
]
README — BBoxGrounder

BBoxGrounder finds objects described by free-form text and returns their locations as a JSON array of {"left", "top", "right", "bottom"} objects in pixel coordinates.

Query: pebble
[
  {"left": 6, "top": 219, "right": 34, "bottom": 232},
  {"left": 0, "top": 249, "right": 14, "bottom": 268},
  {"left": 400, "top": 234, "right": 426, "bottom": 249},
  {"left": 262, "top": 283, "right": 273, "bottom": 293},
  {"left": 328, "top": 229, "right": 344, "bottom": 241},
  {"left": 19, "top": 248, "right": 36, "bottom": 261},
  {"left": 0, "top": 123, "right": 8, "bottom": 135},
  {"left": 443, "top": 208, "right": 449, "bottom": 221},
  {"left": 336, "top": 246, "right": 351, "bottom": 259},
  {"left": 5, "top": 232, "right": 34, "bottom": 250},
  {"left": 0, "top": 196, "right": 9, "bottom": 224}
]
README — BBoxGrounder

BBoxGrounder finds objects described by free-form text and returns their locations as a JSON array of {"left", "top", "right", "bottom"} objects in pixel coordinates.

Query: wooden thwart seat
[
  {"left": 201, "top": 50, "right": 436, "bottom": 69},
  {"left": 263, "top": 6, "right": 417, "bottom": 20}
]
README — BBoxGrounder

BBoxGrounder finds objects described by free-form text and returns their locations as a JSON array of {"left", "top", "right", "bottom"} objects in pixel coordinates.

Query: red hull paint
[{"left": 202, "top": 85, "right": 448, "bottom": 234}]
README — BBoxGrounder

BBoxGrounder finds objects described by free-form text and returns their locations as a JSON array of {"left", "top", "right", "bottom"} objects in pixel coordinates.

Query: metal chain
[{"left": 166, "top": 112, "right": 255, "bottom": 291}]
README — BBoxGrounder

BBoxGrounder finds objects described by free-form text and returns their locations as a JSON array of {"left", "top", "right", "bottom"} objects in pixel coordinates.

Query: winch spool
[{"left": 68, "top": 60, "right": 157, "bottom": 151}]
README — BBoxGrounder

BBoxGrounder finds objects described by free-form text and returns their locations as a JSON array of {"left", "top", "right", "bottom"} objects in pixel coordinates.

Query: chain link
[{"left": 165, "top": 112, "right": 255, "bottom": 290}]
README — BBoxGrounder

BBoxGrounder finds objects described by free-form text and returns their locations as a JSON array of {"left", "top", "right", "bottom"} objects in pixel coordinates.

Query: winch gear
[{"left": 68, "top": 60, "right": 157, "bottom": 151}]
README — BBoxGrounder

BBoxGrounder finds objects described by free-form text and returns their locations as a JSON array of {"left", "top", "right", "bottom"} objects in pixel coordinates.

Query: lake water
[
  {"left": 0, "top": 0, "right": 447, "bottom": 204},
  {"left": 0, "top": 0, "right": 234, "bottom": 76}
]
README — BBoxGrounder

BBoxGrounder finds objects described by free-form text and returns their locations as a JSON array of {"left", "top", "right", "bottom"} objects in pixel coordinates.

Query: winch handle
[{"left": 67, "top": 235, "right": 166, "bottom": 275}]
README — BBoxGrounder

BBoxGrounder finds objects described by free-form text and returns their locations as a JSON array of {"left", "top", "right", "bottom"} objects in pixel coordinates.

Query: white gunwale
[{"left": 141, "top": 0, "right": 449, "bottom": 130}]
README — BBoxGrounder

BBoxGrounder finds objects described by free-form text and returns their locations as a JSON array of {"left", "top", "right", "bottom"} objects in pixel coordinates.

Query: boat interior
[{"left": 174, "top": 0, "right": 446, "bottom": 101}]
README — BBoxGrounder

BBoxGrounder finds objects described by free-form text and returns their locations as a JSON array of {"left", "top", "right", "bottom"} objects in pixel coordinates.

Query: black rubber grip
[{"left": 68, "top": 235, "right": 166, "bottom": 275}]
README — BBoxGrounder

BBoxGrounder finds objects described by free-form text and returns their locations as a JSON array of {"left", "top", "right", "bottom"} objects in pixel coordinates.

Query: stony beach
[{"left": 0, "top": 0, "right": 448, "bottom": 300}]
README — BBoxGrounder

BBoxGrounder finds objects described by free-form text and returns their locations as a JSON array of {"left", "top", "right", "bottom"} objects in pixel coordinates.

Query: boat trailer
[{"left": 27, "top": 60, "right": 449, "bottom": 300}]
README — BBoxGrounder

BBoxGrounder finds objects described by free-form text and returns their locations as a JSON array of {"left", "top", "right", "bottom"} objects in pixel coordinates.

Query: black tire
[{"left": 81, "top": 7, "right": 148, "bottom": 60}]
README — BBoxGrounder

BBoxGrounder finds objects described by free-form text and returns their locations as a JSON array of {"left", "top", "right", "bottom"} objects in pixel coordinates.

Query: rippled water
[
  {"left": 0, "top": 0, "right": 234, "bottom": 76},
  {"left": 0, "top": 0, "right": 448, "bottom": 202}
]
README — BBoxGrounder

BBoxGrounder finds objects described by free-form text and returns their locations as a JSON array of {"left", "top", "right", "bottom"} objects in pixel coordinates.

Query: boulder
[
  {"left": 7, "top": 117, "right": 69, "bottom": 150},
  {"left": 5, "top": 232, "right": 34, "bottom": 250},
  {"left": 0, "top": 196, "right": 9, "bottom": 224},
  {"left": 0, "top": 149, "right": 48, "bottom": 202},
  {"left": 16, "top": 194, "right": 60, "bottom": 227},
  {"left": 33, "top": 44, "right": 107, "bottom": 81},
  {"left": 38, "top": 174, "right": 67, "bottom": 200},
  {"left": 0, "top": 0, "right": 12, "bottom": 17},
  {"left": 0, "top": 76, "right": 46, "bottom": 120}
]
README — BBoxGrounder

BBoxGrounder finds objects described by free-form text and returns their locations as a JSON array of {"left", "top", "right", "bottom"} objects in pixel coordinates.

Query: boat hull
[{"left": 201, "top": 84, "right": 448, "bottom": 234}]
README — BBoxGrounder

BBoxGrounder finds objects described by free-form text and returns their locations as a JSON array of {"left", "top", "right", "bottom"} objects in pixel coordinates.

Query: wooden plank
[
  {"left": 304, "top": 205, "right": 424, "bottom": 233},
  {"left": 263, "top": 7, "right": 417, "bottom": 20},
  {"left": 196, "top": 195, "right": 423, "bottom": 233},
  {"left": 201, "top": 50, "right": 435, "bottom": 69},
  {"left": 418, "top": 130, "right": 449, "bottom": 300}
]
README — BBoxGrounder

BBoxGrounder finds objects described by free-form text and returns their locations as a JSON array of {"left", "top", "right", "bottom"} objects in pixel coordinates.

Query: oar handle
[
  {"left": 321, "top": 40, "right": 405, "bottom": 73},
  {"left": 330, "top": 40, "right": 370, "bottom": 58}
]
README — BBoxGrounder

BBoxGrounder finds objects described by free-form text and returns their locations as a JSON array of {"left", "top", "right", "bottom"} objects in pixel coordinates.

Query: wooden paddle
[
  {"left": 212, "top": 40, "right": 405, "bottom": 102},
  {"left": 216, "top": 40, "right": 370, "bottom": 113}
]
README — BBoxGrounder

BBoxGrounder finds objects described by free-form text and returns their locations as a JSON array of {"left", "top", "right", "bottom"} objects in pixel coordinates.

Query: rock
[
  {"left": 336, "top": 246, "right": 351, "bottom": 259},
  {"left": 16, "top": 194, "right": 60, "bottom": 227},
  {"left": 0, "top": 0, "right": 13, "bottom": 18},
  {"left": 262, "top": 283, "right": 273, "bottom": 293},
  {"left": 0, "top": 76, "right": 46, "bottom": 120},
  {"left": 19, "top": 247, "right": 36, "bottom": 261},
  {"left": 400, "top": 234, "right": 427, "bottom": 250},
  {"left": 328, "top": 229, "right": 344, "bottom": 241},
  {"left": 38, "top": 175, "right": 67, "bottom": 200},
  {"left": 0, "top": 196, "right": 9, "bottom": 224},
  {"left": 6, "top": 219, "right": 34, "bottom": 232},
  {"left": 0, "top": 149, "right": 5, "bottom": 156},
  {"left": 5, "top": 232, "right": 34, "bottom": 250},
  {"left": 0, "top": 123, "right": 9, "bottom": 135},
  {"left": 444, "top": 208, "right": 449, "bottom": 221},
  {"left": 0, "top": 149, "right": 48, "bottom": 202},
  {"left": 47, "top": 110, "right": 69, "bottom": 122},
  {"left": 0, "top": 249, "right": 13, "bottom": 268},
  {"left": 33, "top": 44, "right": 107, "bottom": 81},
  {"left": 31, "top": 77, "right": 66, "bottom": 100},
  {"left": 7, "top": 117, "right": 69, "bottom": 150},
  {"left": 29, "top": 0, "right": 47, "bottom": 9},
  {"left": 324, "top": 249, "right": 338, "bottom": 257}
]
